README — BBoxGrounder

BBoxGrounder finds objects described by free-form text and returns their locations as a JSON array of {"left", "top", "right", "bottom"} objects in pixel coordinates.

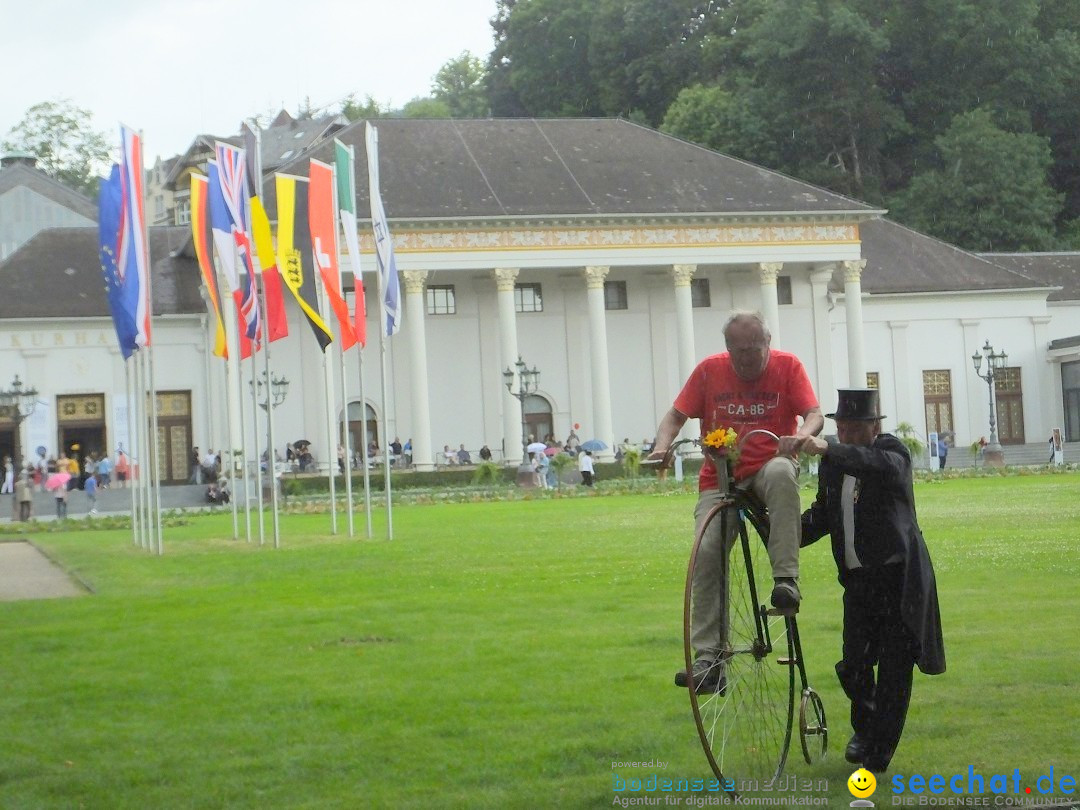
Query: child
[
  {"left": 84, "top": 473, "right": 98, "bottom": 515},
  {"left": 55, "top": 485, "right": 68, "bottom": 520}
]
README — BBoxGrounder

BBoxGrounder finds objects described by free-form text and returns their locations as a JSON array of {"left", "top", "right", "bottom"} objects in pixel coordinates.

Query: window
[
  {"left": 691, "top": 278, "right": 711, "bottom": 308},
  {"left": 174, "top": 198, "right": 191, "bottom": 226},
  {"left": 994, "top": 367, "right": 1025, "bottom": 444},
  {"left": 426, "top": 285, "right": 456, "bottom": 315},
  {"left": 777, "top": 275, "right": 793, "bottom": 305},
  {"left": 866, "top": 372, "right": 879, "bottom": 389},
  {"left": 515, "top": 283, "right": 543, "bottom": 313},
  {"left": 1063, "top": 360, "right": 1080, "bottom": 442},
  {"left": 922, "top": 370, "right": 953, "bottom": 439},
  {"left": 604, "top": 280, "right": 628, "bottom": 310}
]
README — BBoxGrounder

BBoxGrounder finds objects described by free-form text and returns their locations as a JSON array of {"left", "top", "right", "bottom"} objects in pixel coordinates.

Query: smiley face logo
[{"left": 848, "top": 768, "right": 877, "bottom": 798}]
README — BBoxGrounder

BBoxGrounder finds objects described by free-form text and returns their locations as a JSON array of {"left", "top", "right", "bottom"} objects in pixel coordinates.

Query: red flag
[{"left": 309, "top": 159, "right": 357, "bottom": 351}]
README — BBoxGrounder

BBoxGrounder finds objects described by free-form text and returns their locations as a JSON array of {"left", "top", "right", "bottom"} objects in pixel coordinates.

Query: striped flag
[
  {"left": 276, "top": 174, "right": 333, "bottom": 352},
  {"left": 249, "top": 196, "right": 290, "bottom": 342},
  {"left": 364, "top": 123, "right": 401, "bottom": 337},
  {"left": 215, "top": 142, "right": 262, "bottom": 353},
  {"left": 119, "top": 125, "right": 151, "bottom": 348},
  {"left": 309, "top": 159, "right": 357, "bottom": 351},
  {"left": 190, "top": 173, "right": 228, "bottom": 358},
  {"left": 334, "top": 139, "right": 366, "bottom": 348}
]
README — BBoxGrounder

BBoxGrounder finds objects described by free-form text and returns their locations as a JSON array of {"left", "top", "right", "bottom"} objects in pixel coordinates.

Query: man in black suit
[{"left": 800, "top": 389, "right": 945, "bottom": 773}]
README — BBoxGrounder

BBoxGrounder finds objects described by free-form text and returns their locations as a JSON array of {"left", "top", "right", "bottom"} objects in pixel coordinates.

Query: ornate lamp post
[
  {"left": 0, "top": 375, "right": 39, "bottom": 468},
  {"left": 503, "top": 356, "right": 540, "bottom": 481},
  {"left": 250, "top": 371, "right": 289, "bottom": 411},
  {"left": 971, "top": 339, "right": 1007, "bottom": 466}
]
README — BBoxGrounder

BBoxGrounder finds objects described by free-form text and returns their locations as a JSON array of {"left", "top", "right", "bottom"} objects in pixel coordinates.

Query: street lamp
[
  {"left": 0, "top": 375, "right": 39, "bottom": 467},
  {"left": 971, "top": 339, "right": 1007, "bottom": 466},
  {"left": 503, "top": 356, "right": 540, "bottom": 478},
  {"left": 249, "top": 371, "right": 289, "bottom": 411}
]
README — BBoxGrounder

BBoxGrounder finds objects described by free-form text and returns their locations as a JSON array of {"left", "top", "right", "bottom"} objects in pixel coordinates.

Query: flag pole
[
  {"left": 250, "top": 123, "right": 282, "bottom": 550},
  {"left": 319, "top": 278, "right": 338, "bottom": 536},
  {"left": 249, "top": 345, "right": 265, "bottom": 546},
  {"left": 328, "top": 160, "right": 355, "bottom": 538},
  {"left": 124, "top": 359, "right": 139, "bottom": 547}
]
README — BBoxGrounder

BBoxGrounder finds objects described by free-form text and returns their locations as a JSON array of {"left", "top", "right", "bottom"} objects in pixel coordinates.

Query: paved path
[{"left": 0, "top": 540, "right": 89, "bottom": 601}]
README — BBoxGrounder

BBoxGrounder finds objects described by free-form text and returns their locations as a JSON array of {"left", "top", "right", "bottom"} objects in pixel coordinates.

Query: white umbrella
[{"left": 526, "top": 441, "right": 547, "bottom": 454}]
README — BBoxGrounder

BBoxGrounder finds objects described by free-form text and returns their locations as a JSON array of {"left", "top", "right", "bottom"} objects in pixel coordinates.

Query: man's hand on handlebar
[{"left": 777, "top": 434, "right": 811, "bottom": 458}]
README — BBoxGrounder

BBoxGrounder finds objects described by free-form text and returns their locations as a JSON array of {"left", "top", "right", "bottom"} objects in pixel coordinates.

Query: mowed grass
[{"left": 1, "top": 473, "right": 1078, "bottom": 809}]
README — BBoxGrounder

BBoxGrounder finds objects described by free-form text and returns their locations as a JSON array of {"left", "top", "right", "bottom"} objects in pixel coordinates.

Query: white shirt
[
  {"left": 842, "top": 474, "right": 862, "bottom": 570},
  {"left": 578, "top": 454, "right": 594, "bottom": 473}
]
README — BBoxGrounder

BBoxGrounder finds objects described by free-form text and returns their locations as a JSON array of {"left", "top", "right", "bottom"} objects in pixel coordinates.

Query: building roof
[
  {"left": 0, "top": 227, "right": 204, "bottom": 319},
  {"left": 858, "top": 218, "right": 1049, "bottom": 296},
  {"left": 259, "top": 112, "right": 347, "bottom": 173},
  {"left": 977, "top": 252, "right": 1079, "bottom": 302},
  {"left": 264, "top": 117, "right": 880, "bottom": 221},
  {"left": 0, "top": 162, "right": 98, "bottom": 221}
]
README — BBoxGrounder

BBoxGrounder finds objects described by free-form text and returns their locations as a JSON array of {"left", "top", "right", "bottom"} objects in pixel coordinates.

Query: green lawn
[{"left": 1, "top": 473, "right": 1078, "bottom": 809}]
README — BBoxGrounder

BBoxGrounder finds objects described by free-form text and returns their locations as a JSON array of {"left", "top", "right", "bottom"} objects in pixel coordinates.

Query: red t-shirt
[{"left": 673, "top": 350, "right": 819, "bottom": 490}]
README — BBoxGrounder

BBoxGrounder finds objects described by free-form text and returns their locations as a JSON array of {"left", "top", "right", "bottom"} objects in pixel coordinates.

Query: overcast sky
[{"left": 2, "top": 0, "right": 498, "bottom": 163}]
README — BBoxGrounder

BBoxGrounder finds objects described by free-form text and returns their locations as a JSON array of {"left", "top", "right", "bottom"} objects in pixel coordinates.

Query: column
[
  {"left": 493, "top": 268, "right": 523, "bottom": 464},
  {"left": 671, "top": 264, "right": 697, "bottom": 384},
  {"left": 842, "top": 259, "right": 867, "bottom": 387},
  {"left": 888, "top": 321, "right": 910, "bottom": 434},
  {"left": 402, "top": 270, "right": 434, "bottom": 471},
  {"left": 758, "top": 262, "right": 783, "bottom": 343},
  {"left": 584, "top": 265, "right": 615, "bottom": 461},
  {"left": 808, "top": 264, "right": 835, "bottom": 410},
  {"left": 1031, "top": 315, "right": 1054, "bottom": 441}
]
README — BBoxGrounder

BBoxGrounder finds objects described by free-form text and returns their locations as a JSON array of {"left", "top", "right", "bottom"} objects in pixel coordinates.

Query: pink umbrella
[
  {"left": 544, "top": 446, "right": 562, "bottom": 456},
  {"left": 45, "top": 471, "right": 71, "bottom": 492}
]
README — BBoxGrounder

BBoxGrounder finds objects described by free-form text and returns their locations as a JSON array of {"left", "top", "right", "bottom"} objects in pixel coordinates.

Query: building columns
[
  {"left": 758, "top": 262, "right": 783, "bottom": 343},
  {"left": 671, "top": 264, "right": 697, "bottom": 385},
  {"left": 584, "top": 266, "right": 615, "bottom": 460},
  {"left": 401, "top": 270, "right": 434, "bottom": 471},
  {"left": 809, "top": 264, "right": 835, "bottom": 410},
  {"left": 493, "top": 268, "right": 523, "bottom": 464},
  {"left": 843, "top": 259, "right": 867, "bottom": 387}
]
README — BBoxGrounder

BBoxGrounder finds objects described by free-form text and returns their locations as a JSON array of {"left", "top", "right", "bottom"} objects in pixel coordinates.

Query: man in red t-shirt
[{"left": 649, "top": 311, "right": 823, "bottom": 691}]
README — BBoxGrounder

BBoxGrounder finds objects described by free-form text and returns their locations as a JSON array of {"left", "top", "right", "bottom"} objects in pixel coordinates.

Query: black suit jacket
[{"left": 801, "top": 433, "right": 946, "bottom": 675}]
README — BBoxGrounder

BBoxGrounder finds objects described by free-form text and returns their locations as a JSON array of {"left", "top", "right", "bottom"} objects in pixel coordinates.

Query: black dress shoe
[
  {"left": 845, "top": 734, "right": 869, "bottom": 764},
  {"left": 675, "top": 658, "right": 727, "bottom": 693}
]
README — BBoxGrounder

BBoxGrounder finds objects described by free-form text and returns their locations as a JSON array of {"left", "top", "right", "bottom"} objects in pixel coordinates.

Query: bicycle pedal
[
  {"left": 766, "top": 607, "right": 798, "bottom": 616},
  {"left": 776, "top": 657, "right": 798, "bottom": 666}
]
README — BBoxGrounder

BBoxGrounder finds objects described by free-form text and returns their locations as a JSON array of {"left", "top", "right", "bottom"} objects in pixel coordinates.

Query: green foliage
[
  {"left": 471, "top": 460, "right": 503, "bottom": 485},
  {"left": 889, "top": 108, "right": 1063, "bottom": 251},
  {"left": 548, "top": 452, "right": 576, "bottom": 488},
  {"left": 399, "top": 97, "right": 452, "bottom": 118},
  {"left": 431, "top": 51, "right": 489, "bottom": 117},
  {"left": 894, "top": 421, "right": 927, "bottom": 463},
  {"left": 339, "top": 93, "right": 388, "bottom": 121},
  {"left": 621, "top": 446, "right": 642, "bottom": 481},
  {"left": 2, "top": 99, "right": 110, "bottom": 196}
]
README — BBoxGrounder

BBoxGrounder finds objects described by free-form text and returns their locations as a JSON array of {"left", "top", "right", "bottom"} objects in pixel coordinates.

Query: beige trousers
[{"left": 690, "top": 456, "right": 801, "bottom": 658}]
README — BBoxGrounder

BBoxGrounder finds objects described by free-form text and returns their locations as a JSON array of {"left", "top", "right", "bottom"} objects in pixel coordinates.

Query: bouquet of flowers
[{"left": 701, "top": 426, "right": 738, "bottom": 465}]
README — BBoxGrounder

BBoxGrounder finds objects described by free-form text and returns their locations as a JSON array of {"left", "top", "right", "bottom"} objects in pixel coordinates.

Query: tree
[
  {"left": 432, "top": 52, "right": 489, "bottom": 118},
  {"left": 400, "top": 97, "right": 453, "bottom": 118},
  {"left": 340, "top": 94, "right": 389, "bottom": 121},
  {"left": 2, "top": 99, "right": 110, "bottom": 196},
  {"left": 888, "top": 109, "right": 1063, "bottom": 252}
]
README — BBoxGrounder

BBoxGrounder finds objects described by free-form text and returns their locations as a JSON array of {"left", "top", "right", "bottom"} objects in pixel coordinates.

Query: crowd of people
[{"left": 4, "top": 446, "right": 133, "bottom": 521}]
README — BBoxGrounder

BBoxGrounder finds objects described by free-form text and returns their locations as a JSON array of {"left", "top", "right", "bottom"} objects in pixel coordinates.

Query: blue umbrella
[{"left": 580, "top": 439, "right": 608, "bottom": 452}]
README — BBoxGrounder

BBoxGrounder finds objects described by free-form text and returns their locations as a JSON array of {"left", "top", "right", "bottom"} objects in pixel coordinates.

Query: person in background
[
  {"left": 115, "top": 450, "right": 130, "bottom": 488},
  {"left": 578, "top": 449, "right": 595, "bottom": 487},
  {"left": 84, "top": 472, "right": 98, "bottom": 515},
  {"left": 478, "top": 445, "right": 492, "bottom": 462},
  {"left": 457, "top": 444, "right": 472, "bottom": 464},
  {"left": 1, "top": 455, "right": 14, "bottom": 495},
  {"left": 16, "top": 468, "right": 33, "bottom": 521},
  {"left": 936, "top": 435, "right": 948, "bottom": 471},
  {"left": 96, "top": 453, "right": 112, "bottom": 488}
]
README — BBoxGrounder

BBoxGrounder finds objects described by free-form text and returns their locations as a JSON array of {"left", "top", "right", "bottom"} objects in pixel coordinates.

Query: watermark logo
[{"left": 849, "top": 768, "right": 878, "bottom": 807}]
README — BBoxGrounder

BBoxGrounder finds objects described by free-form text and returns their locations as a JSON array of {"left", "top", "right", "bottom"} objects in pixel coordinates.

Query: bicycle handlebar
[{"left": 642, "top": 429, "right": 783, "bottom": 469}]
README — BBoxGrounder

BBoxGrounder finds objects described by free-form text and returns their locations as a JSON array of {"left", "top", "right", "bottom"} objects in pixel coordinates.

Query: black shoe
[
  {"left": 770, "top": 578, "right": 801, "bottom": 610},
  {"left": 675, "top": 658, "right": 727, "bottom": 693},
  {"left": 845, "top": 734, "right": 869, "bottom": 764},
  {"left": 863, "top": 756, "right": 890, "bottom": 773}
]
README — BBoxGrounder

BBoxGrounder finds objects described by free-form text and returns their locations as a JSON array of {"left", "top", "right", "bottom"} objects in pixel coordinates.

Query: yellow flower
[{"left": 702, "top": 427, "right": 738, "bottom": 451}]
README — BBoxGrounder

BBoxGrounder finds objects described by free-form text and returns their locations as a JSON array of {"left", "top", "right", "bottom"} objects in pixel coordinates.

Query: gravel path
[{"left": 0, "top": 540, "right": 89, "bottom": 601}]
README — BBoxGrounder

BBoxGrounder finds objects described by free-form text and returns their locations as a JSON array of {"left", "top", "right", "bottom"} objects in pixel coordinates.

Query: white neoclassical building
[{"left": 1, "top": 119, "right": 1077, "bottom": 480}]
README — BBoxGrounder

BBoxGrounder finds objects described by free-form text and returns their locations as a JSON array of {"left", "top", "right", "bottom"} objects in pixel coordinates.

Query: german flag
[{"left": 190, "top": 173, "right": 228, "bottom": 359}]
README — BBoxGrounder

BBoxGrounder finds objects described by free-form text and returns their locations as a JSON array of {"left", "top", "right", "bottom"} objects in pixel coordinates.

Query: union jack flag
[{"left": 215, "top": 142, "right": 262, "bottom": 349}]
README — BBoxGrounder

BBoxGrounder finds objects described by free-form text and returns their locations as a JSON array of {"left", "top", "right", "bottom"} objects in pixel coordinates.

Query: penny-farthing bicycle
[{"left": 658, "top": 433, "right": 828, "bottom": 793}]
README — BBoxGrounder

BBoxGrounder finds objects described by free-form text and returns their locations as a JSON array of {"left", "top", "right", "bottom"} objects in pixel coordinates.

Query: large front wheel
[{"left": 684, "top": 502, "right": 795, "bottom": 790}]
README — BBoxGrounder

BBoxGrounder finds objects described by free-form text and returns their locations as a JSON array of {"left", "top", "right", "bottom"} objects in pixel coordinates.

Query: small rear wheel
[{"left": 799, "top": 687, "right": 828, "bottom": 764}]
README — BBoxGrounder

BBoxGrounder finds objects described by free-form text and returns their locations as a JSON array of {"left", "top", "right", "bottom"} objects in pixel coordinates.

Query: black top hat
[{"left": 826, "top": 388, "right": 886, "bottom": 420}]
